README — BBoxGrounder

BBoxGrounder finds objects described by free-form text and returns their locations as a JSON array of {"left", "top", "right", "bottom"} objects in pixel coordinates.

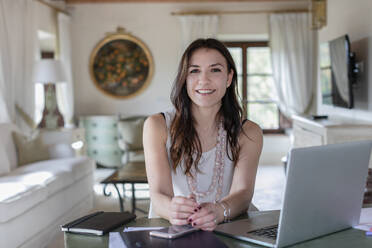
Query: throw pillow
[
  {"left": 0, "top": 123, "right": 21, "bottom": 175},
  {"left": 117, "top": 116, "right": 146, "bottom": 150},
  {"left": 12, "top": 131, "right": 50, "bottom": 166},
  {"left": 0, "top": 148, "right": 10, "bottom": 176}
]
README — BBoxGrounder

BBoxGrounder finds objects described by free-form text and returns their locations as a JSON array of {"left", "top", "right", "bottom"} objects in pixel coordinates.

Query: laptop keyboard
[{"left": 247, "top": 225, "right": 278, "bottom": 240}]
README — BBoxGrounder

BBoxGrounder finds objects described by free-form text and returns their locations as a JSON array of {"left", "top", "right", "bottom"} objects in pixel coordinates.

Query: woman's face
[{"left": 186, "top": 48, "right": 233, "bottom": 110}]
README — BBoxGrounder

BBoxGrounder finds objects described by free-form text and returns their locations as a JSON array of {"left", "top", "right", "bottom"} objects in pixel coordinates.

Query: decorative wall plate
[{"left": 89, "top": 27, "right": 154, "bottom": 99}]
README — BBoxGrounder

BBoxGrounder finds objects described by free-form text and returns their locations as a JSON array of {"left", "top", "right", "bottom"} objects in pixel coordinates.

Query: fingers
[
  {"left": 170, "top": 218, "right": 189, "bottom": 226},
  {"left": 172, "top": 196, "right": 198, "bottom": 208},
  {"left": 188, "top": 193, "right": 196, "bottom": 200},
  {"left": 170, "top": 211, "right": 191, "bottom": 220},
  {"left": 169, "top": 196, "right": 198, "bottom": 226},
  {"left": 170, "top": 203, "right": 197, "bottom": 214},
  {"left": 191, "top": 212, "right": 216, "bottom": 227},
  {"left": 198, "top": 220, "right": 217, "bottom": 231},
  {"left": 188, "top": 203, "right": 218, "bottom": 230},
  {"left": 170, "top": 196, "right": 198, "bottom": 214}
]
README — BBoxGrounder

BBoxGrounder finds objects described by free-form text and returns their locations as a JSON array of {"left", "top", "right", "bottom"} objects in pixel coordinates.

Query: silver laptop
[{"left": 215, "top": 141, "right": 372, "bottom": 248}]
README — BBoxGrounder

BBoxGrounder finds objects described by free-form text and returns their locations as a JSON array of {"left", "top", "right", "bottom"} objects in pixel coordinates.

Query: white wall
[
  {"left": 35, "top": 1, "right": 57, "bottom": 52},
  {"left": 317, "top": 0, "right": 372, "bottom": 121},
  {"left": 36, "top": 2, "right": 57, "bottom": 36},
  {"left": 69, "top": 1, "right": 306, "bottom": 117},
  {"left": 69, "top": 1, "right": 307, "bottom": 165}
]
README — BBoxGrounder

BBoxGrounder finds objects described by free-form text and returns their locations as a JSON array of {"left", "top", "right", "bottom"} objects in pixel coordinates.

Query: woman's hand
[
  {"left": 169, "top": 195, "right": 199, "bottom": 225},
  {"left": 188, "top": 202, "right": 223, "bottom": 231}
]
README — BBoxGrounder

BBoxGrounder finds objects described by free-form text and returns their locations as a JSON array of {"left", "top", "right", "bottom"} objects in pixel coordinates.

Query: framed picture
[{"left": 89, "top": 27, "right": 154, "bottom": 99}]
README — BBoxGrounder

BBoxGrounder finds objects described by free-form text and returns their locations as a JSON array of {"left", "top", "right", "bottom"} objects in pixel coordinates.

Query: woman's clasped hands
[{"left": 169, "top": 195, "right": 221, "bottom": 231}]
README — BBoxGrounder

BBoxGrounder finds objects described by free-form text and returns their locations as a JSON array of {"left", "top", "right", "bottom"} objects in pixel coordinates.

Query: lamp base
[{"left": 38, "top": 83, "right": 64, "bottom": 129}]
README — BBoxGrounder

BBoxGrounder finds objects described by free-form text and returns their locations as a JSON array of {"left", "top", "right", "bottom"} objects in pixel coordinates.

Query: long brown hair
[{"left": 170, "top": 38, "right": 243, "bottom": 176}]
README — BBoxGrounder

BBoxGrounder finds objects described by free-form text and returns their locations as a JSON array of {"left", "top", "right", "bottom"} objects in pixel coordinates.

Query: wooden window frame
[{"left": 224, "top": 41, "right": 289, "bottom": 134}]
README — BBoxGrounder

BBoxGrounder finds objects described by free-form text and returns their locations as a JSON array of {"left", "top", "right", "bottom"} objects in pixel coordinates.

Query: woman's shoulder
[
  {"left": 143, "top": 113, "right": 168, "bottom": 145},
  {"left": 145, "top": 113, "right": 167, "bottom": 130},
  {"left": 240, "top": 119, "right": 263, "bottom": 145},
  {"left": 145, "top": 108, "right": 176, "bottom": 137}
]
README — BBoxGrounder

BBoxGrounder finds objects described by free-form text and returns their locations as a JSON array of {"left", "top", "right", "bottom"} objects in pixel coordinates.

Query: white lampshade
[{"left": 32, "top": 59, "right": 67, "bottom": 84}]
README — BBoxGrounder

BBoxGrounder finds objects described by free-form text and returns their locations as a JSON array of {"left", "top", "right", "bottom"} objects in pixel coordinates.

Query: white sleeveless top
[{"left": 148, "top": 109, "right": 235, "bottom": 218}]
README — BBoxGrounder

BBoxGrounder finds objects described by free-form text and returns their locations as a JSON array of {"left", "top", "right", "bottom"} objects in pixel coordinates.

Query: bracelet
[{"left": 219, "top": 201, "right": 231, "bottom": 222}]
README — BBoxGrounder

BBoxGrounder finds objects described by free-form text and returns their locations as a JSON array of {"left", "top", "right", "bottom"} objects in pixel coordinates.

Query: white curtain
[
  {"left": 0, "top": 0, "right": 39, "bottom": 131},
  {"left": 269, "top": 13, "right": 316, "bottom": 116},
  {"left": 0, "top": 20, "right": 11, "bottom": 123},
  {"left": 57, "top": 12, "right": 74, "bottom": 127},
  {"left": 178, "top": 15, "right": 219, "bottom": 51},
  {"left": 0, "top": 0, "right": 15, "bottom": 123}
]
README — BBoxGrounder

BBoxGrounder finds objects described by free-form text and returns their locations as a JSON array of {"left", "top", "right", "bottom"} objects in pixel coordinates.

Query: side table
[
  {"left": 39, "top": 127, "right": 86, "bottom": 156},
  {"left": 101, "top": 161, "right": 148, "bottom": 214}
]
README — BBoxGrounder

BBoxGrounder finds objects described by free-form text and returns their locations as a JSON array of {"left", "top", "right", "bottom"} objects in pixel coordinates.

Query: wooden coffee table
[{"left": 101, "top": 161, "right": 148, "bottom": 214}]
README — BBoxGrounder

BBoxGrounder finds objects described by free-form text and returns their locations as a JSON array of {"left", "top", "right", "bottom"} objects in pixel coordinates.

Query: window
[{"left": 225, "top": 41, "right": 288, "bottom": 133}]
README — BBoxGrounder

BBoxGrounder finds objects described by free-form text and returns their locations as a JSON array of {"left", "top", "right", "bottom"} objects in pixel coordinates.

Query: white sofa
[{"left": 0, "top": 123, "right": 95, "bottom": 248}]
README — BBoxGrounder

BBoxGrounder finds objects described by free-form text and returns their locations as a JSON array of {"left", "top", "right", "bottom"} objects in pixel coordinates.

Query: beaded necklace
[{"left": 186, "top": 120, "right": 226, "bottom": 203}]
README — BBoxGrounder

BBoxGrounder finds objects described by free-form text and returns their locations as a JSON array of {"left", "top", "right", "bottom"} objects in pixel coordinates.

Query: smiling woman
[
  {"left": 143, "top": 38, "right": 263, "bottom": 231},
  {"left": 186, "top": 48, "right": 233, "bottom": 110}
]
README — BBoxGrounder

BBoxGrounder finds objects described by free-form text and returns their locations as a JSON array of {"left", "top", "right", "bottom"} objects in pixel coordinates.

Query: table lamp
[{"left": 33, "top": 59, "right": 66, "bottom": 129}]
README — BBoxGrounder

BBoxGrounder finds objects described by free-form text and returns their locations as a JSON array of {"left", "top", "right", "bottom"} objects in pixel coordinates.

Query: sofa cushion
[
  {"left": 0, "top": 123, "right": 19, "bottom": 175},
  {"left": 0, "top": 174, "right": 94, "bottom": 248},
  {"left": 0, "top": 156, "right": 94, "bottom": 223},
  {"left": 0, "top": 176, "right": 47, "bottom": 223},
  {"left": 9, "top": 162, "right": 74, "bottom": 198},
  {"left": 35, "top": 156, "right": 95, "bottom": 182},
  {"left": 10, "top": 157, "right": 94, "bottom": 191},
  {"left": 66, "top": 157, "right": 96, "bottom": 181}
]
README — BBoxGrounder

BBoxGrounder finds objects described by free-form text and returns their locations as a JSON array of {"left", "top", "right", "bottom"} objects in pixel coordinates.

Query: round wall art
[{"left": 89, "top": 27, "right": 154, "bottom": 99}]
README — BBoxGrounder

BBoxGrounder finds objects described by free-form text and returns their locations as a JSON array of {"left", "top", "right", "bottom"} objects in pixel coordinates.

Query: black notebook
[
  {"left": 61, "top": 211, "right": 136, "bottom": 235},
  {"left": 117, "top": 230, "right": 228, "bottom": 248}
]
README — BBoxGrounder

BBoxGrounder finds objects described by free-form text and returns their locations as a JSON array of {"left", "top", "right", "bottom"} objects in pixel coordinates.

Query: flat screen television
[{"left": 320, "top": 35, "right": 357, "bottom": 108}]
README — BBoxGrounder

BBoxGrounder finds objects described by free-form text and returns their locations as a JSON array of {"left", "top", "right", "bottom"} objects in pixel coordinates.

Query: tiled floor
[
  {"left": 47, "top": 164, "right": 286, "bottom": 248},
  {"left": 253, "top": 164, "right": 286, "bottom": 210}
]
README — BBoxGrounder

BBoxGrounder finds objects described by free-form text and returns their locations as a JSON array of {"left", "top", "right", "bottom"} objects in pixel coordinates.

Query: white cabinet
[
  {"left": 292, "top": 115, "right": 372, "bottom": 167},
  {"left": 79, "top": 116, "right": 123, "bottom": 167}
]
